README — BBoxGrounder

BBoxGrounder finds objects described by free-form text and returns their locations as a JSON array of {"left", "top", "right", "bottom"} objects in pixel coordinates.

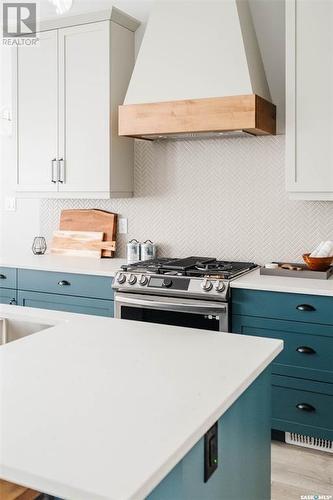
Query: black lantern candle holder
[{"left": 32, "top": 236, "right": 47, "bottom": 255}]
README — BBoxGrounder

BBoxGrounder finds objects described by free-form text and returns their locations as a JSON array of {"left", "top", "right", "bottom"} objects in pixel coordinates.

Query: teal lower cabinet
[
  {"left": 0, "top": 269, "right": 115, "bottom": 317},
  {"left": 148, "top": 369, "right": 271, "bottom": 500},
  {"left": 18, "top": 291, "right": 114, "bottom": 317},
  {"left": 232, "top": 287, "right": 333, "bottom": 326},
  {"left": 0, "top": 288, "right": 17, "bottom": 305},
  {"left": 0, "top": 267, "right": 17, "bottom": 305},
  {"left": 15, "top": 268, "right": 114, "bottom": 317},
  {"left": 232, "top": 288, "right": 333, "bottom": 442},
  {"left": 0, "top": 267, "right": 17, "bottom": 290},
  {"left": 18, "top": 269, "right": 113, "bottom": 301},
  {"left": 272, "top": 375, "right": 333, "bottom": 441},
  {"left": 231, "top": 314, "right": 333, "bottom": 383}
]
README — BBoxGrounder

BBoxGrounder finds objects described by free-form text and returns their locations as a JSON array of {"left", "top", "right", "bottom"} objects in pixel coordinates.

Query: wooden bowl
[{"left": 303, "top": 253, "right": 333, "bottom": 271}]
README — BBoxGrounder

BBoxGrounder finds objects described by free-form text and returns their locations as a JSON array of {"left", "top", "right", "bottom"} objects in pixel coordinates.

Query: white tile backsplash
[{"left": 40, "top": 135, "right": 333, "bottom": 264}]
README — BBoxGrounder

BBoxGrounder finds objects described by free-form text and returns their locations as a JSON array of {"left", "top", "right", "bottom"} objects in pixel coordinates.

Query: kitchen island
[{"left": 0, "top": 305, "right": 282, "bottom": 500}]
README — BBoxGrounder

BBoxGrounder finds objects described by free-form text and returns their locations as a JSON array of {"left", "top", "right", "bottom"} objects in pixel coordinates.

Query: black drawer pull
[
  {"left": 296, "top": 403, "right": 315, "bottom": 412},
  {"left": 0, "top": 274, "right": 7, "bottom": 280},
  {"left": 296, "top": 304, "right": 316, "bottom": 312},
  {"left": 9, "top": 298, "right": 17, "bottom": 305},
  {"left": 296, "top": 346, "right": 316, "bottom": 355},
  {"left": 58, "top": 280, "right": 71, "bottom": 286}
]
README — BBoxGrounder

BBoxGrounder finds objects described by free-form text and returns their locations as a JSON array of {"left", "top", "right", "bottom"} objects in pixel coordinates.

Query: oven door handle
[{"left": 115, "top": 295, "right": 227, "bottom": 314}]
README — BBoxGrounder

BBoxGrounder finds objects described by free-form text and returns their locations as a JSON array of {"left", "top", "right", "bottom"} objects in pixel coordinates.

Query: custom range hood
[{"left": 119, "top": 0, "right": 276, "bottom": 141}]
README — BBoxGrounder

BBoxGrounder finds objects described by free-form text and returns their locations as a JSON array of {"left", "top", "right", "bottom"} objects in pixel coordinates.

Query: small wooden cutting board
[
  {"left": 59, "top": 209, "right": 117, "bottom": 258},
  {"left": 51, "top": 230, "right": 116, "bottom": 258}
]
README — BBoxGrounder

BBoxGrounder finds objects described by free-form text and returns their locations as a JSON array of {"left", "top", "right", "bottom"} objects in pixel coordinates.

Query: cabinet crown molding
[{"left": 37, "top": 7, "right": 140, "bottom": 33}]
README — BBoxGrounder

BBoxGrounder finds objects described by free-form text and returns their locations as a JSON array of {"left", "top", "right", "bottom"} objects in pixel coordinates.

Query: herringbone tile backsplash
[{"left": 40, "top": 135, "right": 333, "bottom": 264}]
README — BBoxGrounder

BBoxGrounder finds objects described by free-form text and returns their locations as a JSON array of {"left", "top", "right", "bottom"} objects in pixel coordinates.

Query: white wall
[
  {"left": 0, "top": 0, "right": 287, "bottom": 260},
  {"left": 0, "top": 45, "right": 41, "bottom": 259},
  {"left": 0, "top": 0, "right": 151, "bottom": 258},
  {"left": 41, "top": 135, "right": 333, "bottom": 264},
  {"left": 38, "top": 0, "right": 153, "bottom": 53}
]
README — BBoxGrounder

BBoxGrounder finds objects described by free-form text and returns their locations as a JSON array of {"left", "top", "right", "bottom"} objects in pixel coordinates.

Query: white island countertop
[
  {"left": 0, "top": 305, "right": 283, "bottom": 500},
  {"left": 0, "top": 252, "right": 126, "bottom": 277},
  {"left": 231, "top": 268, "right": 333, "bottom": 297}
]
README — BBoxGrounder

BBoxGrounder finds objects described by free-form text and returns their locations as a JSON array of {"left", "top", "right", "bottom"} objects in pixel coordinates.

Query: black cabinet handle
[
  {"left": 58, "top": 280, "right": 71, "bottom": 286},
  {"left": 0, "top": 274, "right": 7, "bottom": 280},
  {"left": 296, "top": 346, "right": 316, "bottom": 355},
  {"left": 296, "top": 403, "right": 315, "bottom": 412},
  {"left": 296, "top": 304, "right": 316, "bottom": 312},
  {"left": 9, "top": 298, "right": 17, "bottom": 305}
]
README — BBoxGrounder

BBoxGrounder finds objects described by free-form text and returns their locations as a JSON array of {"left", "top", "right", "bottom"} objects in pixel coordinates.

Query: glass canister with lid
[
  {"left": 126, "top": 239, "right": 140, "bottom": 263},
  {"left": 141, "top": 240, "right": 156, "bottom": 261}
]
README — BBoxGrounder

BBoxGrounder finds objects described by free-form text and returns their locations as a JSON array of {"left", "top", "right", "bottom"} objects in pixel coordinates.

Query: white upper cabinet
[
  {"left": 14, "top": 9, "right": 139, "bottom": 198},
  {"left": 58, "top": 22, "right": 110, "bottom": 193},
  {"left": 286, "top": 0, "right": 333, "bottom": 200},
  {"left": 15, "top": 30, "right": 58, "bottom": 192}
]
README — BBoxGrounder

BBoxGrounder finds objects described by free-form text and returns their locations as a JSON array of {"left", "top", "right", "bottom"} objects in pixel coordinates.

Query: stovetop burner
[
  {"left": 122, "top": 256, "right": 257, "bottom": 279},
  {"left": 195, "top": 261, "right": 233, "bottom": 272}
]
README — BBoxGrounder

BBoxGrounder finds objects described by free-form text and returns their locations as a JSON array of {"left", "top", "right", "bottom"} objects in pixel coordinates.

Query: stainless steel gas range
[{"left": 113, "top": 257, "right": 257, "bottom": 332}]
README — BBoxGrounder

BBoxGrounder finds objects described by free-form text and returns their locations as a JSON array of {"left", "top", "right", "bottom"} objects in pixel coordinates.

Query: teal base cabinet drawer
[
  {"left": 232, "top": 288, "right": 333, "bottom": 441},
  {"left": 18, "top": 291, "right": 114, "bottom": 317},
  {"left": 232, "top": 289, "right": 333, "bottom": 326},
  {"left": 272, "top": 376, "right": 333, "bottom": 440},
  {"left": 232, "top": 315, "right": 333, "bottom": 383},
  {"left": 0, "top": 267, "right": 17, "bottom": 289},
  {"left": 0, "top": 288, "right": 17, "bottom": 305},
  {"left": 18, "top": 269, "right": 114, "bottom": 301}
]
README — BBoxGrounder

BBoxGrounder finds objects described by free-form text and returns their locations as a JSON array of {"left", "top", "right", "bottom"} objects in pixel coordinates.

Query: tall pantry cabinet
[
  {"left": 286, "top": 0, "right": 333, "bottom": 199},
  {"left": 14, "top": 9, "right": 139, "bottom": 198}
]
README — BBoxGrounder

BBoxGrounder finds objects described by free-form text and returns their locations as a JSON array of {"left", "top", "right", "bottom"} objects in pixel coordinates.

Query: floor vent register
[{"left": 286, "top": 432, "right": 333, "bottom": 453}]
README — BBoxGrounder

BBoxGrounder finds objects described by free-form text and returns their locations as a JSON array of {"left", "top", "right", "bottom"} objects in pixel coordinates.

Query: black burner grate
[{"left": 122, "top": 257, "right": 257, "bottom": 279}]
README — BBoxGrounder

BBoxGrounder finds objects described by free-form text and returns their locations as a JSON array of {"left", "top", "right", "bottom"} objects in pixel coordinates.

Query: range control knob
[
  {"left": 201, "top": 279, "right": 213, "bottom": 292},
  {"left": 117, "top": 273, "right": 126, "bottom": 284},
  {"left": 215, "top": 281, "right": 226, "bottom": 292},
  {"left": 163, "top": 278, "right": 173, "bottom": 288},
  {"left": 128, "top": 274, "right": 137, "bottom": 285},
  {"left": 139, "top": 275, "right": 148, "bottom": 286}
]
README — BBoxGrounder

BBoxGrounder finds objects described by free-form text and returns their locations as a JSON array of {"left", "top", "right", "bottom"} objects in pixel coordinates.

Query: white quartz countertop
[
  {"left": 0, "top": 253, "right": 126, "bottom": 277},
  {"left": 231, "top": 268, "right": 333, "bottom": 297},
  {"left": 2, "top": 254, "right": 333, "bottom": 297},
  {"left": 0, "top": 305, "right": 282, "bottom": 500}
]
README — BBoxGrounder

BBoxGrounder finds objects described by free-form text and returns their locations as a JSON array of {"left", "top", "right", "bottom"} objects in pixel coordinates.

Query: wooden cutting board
[
  {"left": 51, "top": 231, "right": 116, "bottom": 258},
  {"left": 59, "top": 209, "right": 117, "bottom": 258}
]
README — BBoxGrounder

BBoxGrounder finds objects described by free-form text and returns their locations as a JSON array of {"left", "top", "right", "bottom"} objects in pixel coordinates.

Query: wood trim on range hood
[{"left": 118, "top": 94, "right": 276, "bottom": 141}]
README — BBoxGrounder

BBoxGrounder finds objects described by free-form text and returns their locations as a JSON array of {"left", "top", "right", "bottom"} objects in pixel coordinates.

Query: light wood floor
[{"left": 271, "top": 441, "right": 333, "bottom": 500}]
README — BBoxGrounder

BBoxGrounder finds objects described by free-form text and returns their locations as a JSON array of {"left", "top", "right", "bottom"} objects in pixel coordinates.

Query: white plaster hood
[{"left": 118, "top": 0, "right": 276, "bottom": 140}]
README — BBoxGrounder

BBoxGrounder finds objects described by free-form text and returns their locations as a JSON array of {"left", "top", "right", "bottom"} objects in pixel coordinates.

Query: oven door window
[{"left": 120, "top": 306, "right": 220, "bottom": 331}]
